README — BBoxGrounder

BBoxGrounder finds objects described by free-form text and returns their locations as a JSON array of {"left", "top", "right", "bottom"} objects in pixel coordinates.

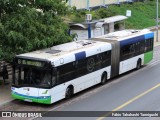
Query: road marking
[{"left": 97, "top": 83, "right": 160, "bottom": 120}]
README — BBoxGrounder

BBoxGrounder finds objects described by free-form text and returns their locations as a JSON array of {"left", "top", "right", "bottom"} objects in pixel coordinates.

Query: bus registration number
[{"left": 24, "top": 99, "right": 32, "bottom": 102}]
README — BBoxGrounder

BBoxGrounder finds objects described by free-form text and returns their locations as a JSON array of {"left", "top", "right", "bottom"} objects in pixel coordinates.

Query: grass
[{"left": 68, "top": 0, "right": 160, "bottom": 29}]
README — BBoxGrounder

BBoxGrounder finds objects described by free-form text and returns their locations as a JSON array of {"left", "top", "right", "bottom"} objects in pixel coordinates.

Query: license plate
[{"left": 24, "top": 99, "right": 32, "bottom": 102}]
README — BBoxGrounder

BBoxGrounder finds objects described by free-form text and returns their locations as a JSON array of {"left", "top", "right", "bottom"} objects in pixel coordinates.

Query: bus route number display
[{"left": 18, "top": 59, "right": 43, "bottom": 67}]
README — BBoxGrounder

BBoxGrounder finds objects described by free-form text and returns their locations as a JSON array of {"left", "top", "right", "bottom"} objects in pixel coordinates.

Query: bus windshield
[{"left": 13, "top": 66, "right": 52, "bottom": 88}]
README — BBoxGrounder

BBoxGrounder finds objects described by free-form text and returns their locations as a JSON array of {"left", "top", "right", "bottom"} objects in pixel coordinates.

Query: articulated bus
[{"left": 12, "top": 29, "right": 154, "bottom": 104}]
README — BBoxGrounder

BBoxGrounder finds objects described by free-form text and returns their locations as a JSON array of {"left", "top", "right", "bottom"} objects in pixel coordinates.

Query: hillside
[{"left": 69, "top": 0, "right": 160, "bottom": 29}]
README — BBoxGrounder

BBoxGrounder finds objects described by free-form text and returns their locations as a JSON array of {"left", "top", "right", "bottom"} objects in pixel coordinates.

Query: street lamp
[{"left": 156, "top": 0, "right": 159, "bottom": 42}]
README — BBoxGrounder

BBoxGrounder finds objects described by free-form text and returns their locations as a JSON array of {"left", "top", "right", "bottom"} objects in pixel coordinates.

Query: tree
[{"left": 0, "top": 0, "right": 73, "bottom": 62}]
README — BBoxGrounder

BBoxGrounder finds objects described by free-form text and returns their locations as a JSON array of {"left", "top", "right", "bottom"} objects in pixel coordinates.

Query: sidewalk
[
  {"left": 0, "top": 29, "right": 159, "bottom": 107},
  {"left": 0, "top": 75, "right": 13, "bottom": 106}
]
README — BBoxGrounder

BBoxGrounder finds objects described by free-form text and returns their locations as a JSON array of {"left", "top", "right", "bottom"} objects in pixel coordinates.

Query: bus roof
[
  {"left": 16, "top": 29, "right": 153, "bottom": 67},
  {"left": 97, "top": 29, "right": 153, "bottom": 41},
  {"left": 17, "top": 40, "right": 111, "bottom": 66}
]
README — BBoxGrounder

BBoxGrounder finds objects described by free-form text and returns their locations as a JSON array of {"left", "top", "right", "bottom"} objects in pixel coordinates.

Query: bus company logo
[
  {"left": 87, "top": 58, "right": 95, "bottom": 72},
  {"left": 2, "top": 112, "right": 11, "bottom": 117},
  {"left": 1, "top": 112, "right": 42, "bottom": 118}
]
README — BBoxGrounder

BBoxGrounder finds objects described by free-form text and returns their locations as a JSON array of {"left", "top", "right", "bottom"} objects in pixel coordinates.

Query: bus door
[{"left": 22, "top": 68, "right": 40, "bottom": 102}]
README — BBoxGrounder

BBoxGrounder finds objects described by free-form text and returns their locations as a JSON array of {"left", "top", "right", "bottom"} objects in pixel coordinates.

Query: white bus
[{"left": 12, "top": 29, "right": 154, "bottom": 104}]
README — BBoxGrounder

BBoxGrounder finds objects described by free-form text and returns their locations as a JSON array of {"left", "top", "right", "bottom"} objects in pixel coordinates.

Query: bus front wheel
[
  {"left": 101, "top": 72, "right": 107, "bottom": 85},
  {"left": 65, "top": 86, "right": 73, "bottom": 99}
]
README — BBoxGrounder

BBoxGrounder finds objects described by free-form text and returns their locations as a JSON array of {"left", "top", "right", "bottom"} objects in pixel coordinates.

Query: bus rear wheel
[
  {"left": 65, "top": 87, "right": 73, "bottom": 99},
  {"left": 136, "top": 59, "right": 142, "bottom": 70},
  {"left": 101, "top": 72, "right": 107, "bottom": 85}
]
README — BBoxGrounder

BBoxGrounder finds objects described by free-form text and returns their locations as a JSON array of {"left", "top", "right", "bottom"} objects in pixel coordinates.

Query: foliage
[
  {"left": 69, "top": 0, "right": 159, "bottom": 28},
  {"left": 94, "top": 7, "right": 116, "bottom": 19},
  {"left": 0, "top": 0, "right": 159, "bottom": 62},
  {"left": 0, "top": 0, "right": 73, "bottom": 62},
  {"left": 68, "top": 7, "right": 86, "bottom": 22}
]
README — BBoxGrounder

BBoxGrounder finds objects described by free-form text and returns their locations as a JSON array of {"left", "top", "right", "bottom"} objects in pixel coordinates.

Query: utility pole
[
  {"left": 156, "top": 0, "right": 159, "bottom": 42},
  {"left": 103, "top": 0, "right": 105, "bottom": 6},
  {"left": 69, "top": 0, "right": 71, "bottom": 7},
  {"left": 87, "top": 0, "right": 90, "bottom": 10},
  {"left": 86, "top": 14, "right": 92, "bottom": 39}
]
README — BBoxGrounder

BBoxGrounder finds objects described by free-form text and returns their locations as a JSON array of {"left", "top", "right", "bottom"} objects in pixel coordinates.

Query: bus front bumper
[{"left": 11, "top": 92, "right": 51, "bottom": 104}]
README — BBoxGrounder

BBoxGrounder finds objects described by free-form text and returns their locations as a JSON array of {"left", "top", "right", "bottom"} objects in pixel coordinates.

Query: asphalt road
[
  {"left": 36, "top": 53, "right": 160, "bottom": 120},
  {"left": 1, "top": 47, "right": 160, "bottom": 120}
]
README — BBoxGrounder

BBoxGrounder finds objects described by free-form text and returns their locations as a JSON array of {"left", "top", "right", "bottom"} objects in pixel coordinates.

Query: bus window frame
[{"left": 12, "top": 63, "right": 53, "bottom": 89}]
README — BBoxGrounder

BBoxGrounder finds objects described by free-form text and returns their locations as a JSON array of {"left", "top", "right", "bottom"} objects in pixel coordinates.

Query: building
[
  {"left": 63, "top": 0, "right": 129, "bottom": 10},
  {"left": 69, "top": 15, "right": 128, "bottom": 40}
]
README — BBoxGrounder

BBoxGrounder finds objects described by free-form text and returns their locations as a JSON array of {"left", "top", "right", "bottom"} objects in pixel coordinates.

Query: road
[
  {"left": 1, "top": 46, "right": 160, "bottom": 120},
  {"left": 35, "top": 47, "right": 160, "bottom": 120}
]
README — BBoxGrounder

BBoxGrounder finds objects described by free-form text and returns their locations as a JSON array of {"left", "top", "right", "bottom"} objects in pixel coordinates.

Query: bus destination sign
[{"left": 17, "top": 59, "right": 44, "bottom": 67}]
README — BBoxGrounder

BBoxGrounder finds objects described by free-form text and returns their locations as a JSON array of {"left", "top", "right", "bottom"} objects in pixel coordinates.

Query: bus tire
[
  {"left": 65, "top": 86, "right": 73, "bottom": 99},
  {"left": 101, "top": 72, "right": 107, "bottom": 85},
  {"left": 136, "top": 59, "right": 142, "bottom": 70}
]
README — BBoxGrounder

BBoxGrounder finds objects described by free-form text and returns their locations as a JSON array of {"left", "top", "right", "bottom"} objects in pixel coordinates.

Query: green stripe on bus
[
  {"left": 144, "top": 51, "right": 153, "bottom": 64},
  {"left": 11, "top": 92, "right": 51, "bottom": 104}
]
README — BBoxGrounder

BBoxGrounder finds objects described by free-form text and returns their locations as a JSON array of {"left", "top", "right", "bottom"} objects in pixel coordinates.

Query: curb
[
  {"left": 0, "top": 99, "right": 15, "bottom": 108},
  {"left": 154, "top": 43, "right": 160, "bottom": 47}
]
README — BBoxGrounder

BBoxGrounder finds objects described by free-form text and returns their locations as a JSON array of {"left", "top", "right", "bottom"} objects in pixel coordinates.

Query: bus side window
[
  {"left": 135, "top": 42, "right": 140, "bottom": 55},
  {"left": 56, "top": 71, "right": 60, "bottom": 84},
  {"left": 76, "top": 59, "right": 87, "bottom": 77},
  {"left": 129, "top": 44, "right": 135, "bottom": 57},
  {"left": 56, "top": 62, "right": 76, "bottom": 85},
  {"left": 121, "top": 46, "right": 129, "bottom": 60},
  {"left": 145, "top": 38, "right": 154, "bottom": 52},
  {"left": 52, "top": 68, "right": 57, "bottom": 86},
  {"left": 87, "top": 57, "right": 95, "bottom": 73},
  {"left": 52, "top": 76, "right": 56, "bottom": 86},
  {"left": 96, "top": 54, "right": 102, "bottom": 70},
  {"left": 140, "top": 41, "right": 145, "bottom": 53},
  {"left": 148, "top": 38, "right": 153, "bottom": 51},
  {"left": 102, "top": 51, "right": 111, "bottom": 67},
  {"left": 151, "top": 38, "right": 153, "bottom": 50},
  {"left": 145, "top": 40, "right": 147, "bottom": 52}
]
